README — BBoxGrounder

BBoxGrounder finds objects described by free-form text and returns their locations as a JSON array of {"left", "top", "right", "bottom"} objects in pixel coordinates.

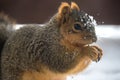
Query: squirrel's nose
[
  {"left": 88, "top": 33, "right": 97, "bottom": 42},
  {"left": 92, "top": 36, "right": 97, "bottom": 42}
]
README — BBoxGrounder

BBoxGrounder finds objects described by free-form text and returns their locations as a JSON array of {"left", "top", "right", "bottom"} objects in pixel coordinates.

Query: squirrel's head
[{"left": 56, "top": 2, "right": 97, "bottom": 47}]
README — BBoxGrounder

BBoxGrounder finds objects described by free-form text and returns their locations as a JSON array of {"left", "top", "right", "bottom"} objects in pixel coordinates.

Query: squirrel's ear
[
  {"left": 71, "top": 2, "right": 80, "bottom": 11},
  {"left": 58, "top": 2, "right": 71, "bottom": 24}
]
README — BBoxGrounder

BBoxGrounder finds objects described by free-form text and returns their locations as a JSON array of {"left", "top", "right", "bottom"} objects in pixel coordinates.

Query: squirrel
[{"left": 0, "top": 2, "right": 103, "bottom": 80}]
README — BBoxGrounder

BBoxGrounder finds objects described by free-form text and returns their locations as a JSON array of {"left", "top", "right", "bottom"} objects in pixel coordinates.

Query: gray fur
[{"left": 0, "top": 14, "right": 83, "bottom": 80}]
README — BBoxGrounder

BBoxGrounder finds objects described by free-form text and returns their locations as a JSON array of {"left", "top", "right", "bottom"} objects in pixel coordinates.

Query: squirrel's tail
[{"left": 0, "top": 12, "right": 15, "bottom": 53}]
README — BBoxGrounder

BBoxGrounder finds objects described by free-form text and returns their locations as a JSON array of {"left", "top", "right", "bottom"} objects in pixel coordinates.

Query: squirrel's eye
[{"left": 74, "top": 24, "right": 82, "bottom": 30}]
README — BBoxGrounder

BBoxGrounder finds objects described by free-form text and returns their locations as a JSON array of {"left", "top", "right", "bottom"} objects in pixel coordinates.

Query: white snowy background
[{"left": 16, "top": 25, "right": 120, "bottom": 80}]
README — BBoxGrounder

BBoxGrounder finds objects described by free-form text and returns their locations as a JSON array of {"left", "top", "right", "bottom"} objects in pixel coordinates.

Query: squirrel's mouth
[
  {"left": 73, "top": 35, "right": 97, "bottom": 47},
  {"left": 81, "top": 34, "right": 97, "bottom": 45},
  {"left": 83, "top": 35, "right": 97, "bottom": 42}
]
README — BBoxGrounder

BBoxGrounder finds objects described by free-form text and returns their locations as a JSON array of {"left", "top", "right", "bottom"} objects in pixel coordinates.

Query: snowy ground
[
  {"left": 68, "top": 25, "right": 120, "bottom": 80},
  {"left": 15, "top": 25, "right": 120, "bottom": 80}
]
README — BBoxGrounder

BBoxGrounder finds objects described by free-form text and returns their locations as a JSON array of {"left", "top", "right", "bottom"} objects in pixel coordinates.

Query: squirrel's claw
[{"left": 97, "top": 52, "right": 101, "bottom": 62}]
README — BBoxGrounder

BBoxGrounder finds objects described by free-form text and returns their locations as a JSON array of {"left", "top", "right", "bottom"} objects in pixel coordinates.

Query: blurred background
[
  {"left": 1, "top": 0, "right": 120, "bottom": 80},
  {"left": 0, "top": 0, "right": 120, "bottom": 25}
]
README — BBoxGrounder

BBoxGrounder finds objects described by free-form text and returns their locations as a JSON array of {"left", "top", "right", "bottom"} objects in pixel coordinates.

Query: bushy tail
[{"left": 0, "top": 12, "right": 15, "bottom": 53}]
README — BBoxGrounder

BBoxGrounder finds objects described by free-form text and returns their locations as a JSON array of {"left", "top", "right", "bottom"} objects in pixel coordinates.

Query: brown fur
[
  {"left": 0, "top": 2, "right": 103, "bottom": 80},
  {"left": 22, "top": 68, "right": 67, "bottom": 80},
  {"left": 71, "top": 2, "right": 80, "bottom": 11}
]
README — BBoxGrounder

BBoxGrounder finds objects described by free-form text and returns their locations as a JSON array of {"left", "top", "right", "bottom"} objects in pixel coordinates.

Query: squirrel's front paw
[{"left": 85, "top": 46, "right": 103, "bottom": 62}]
